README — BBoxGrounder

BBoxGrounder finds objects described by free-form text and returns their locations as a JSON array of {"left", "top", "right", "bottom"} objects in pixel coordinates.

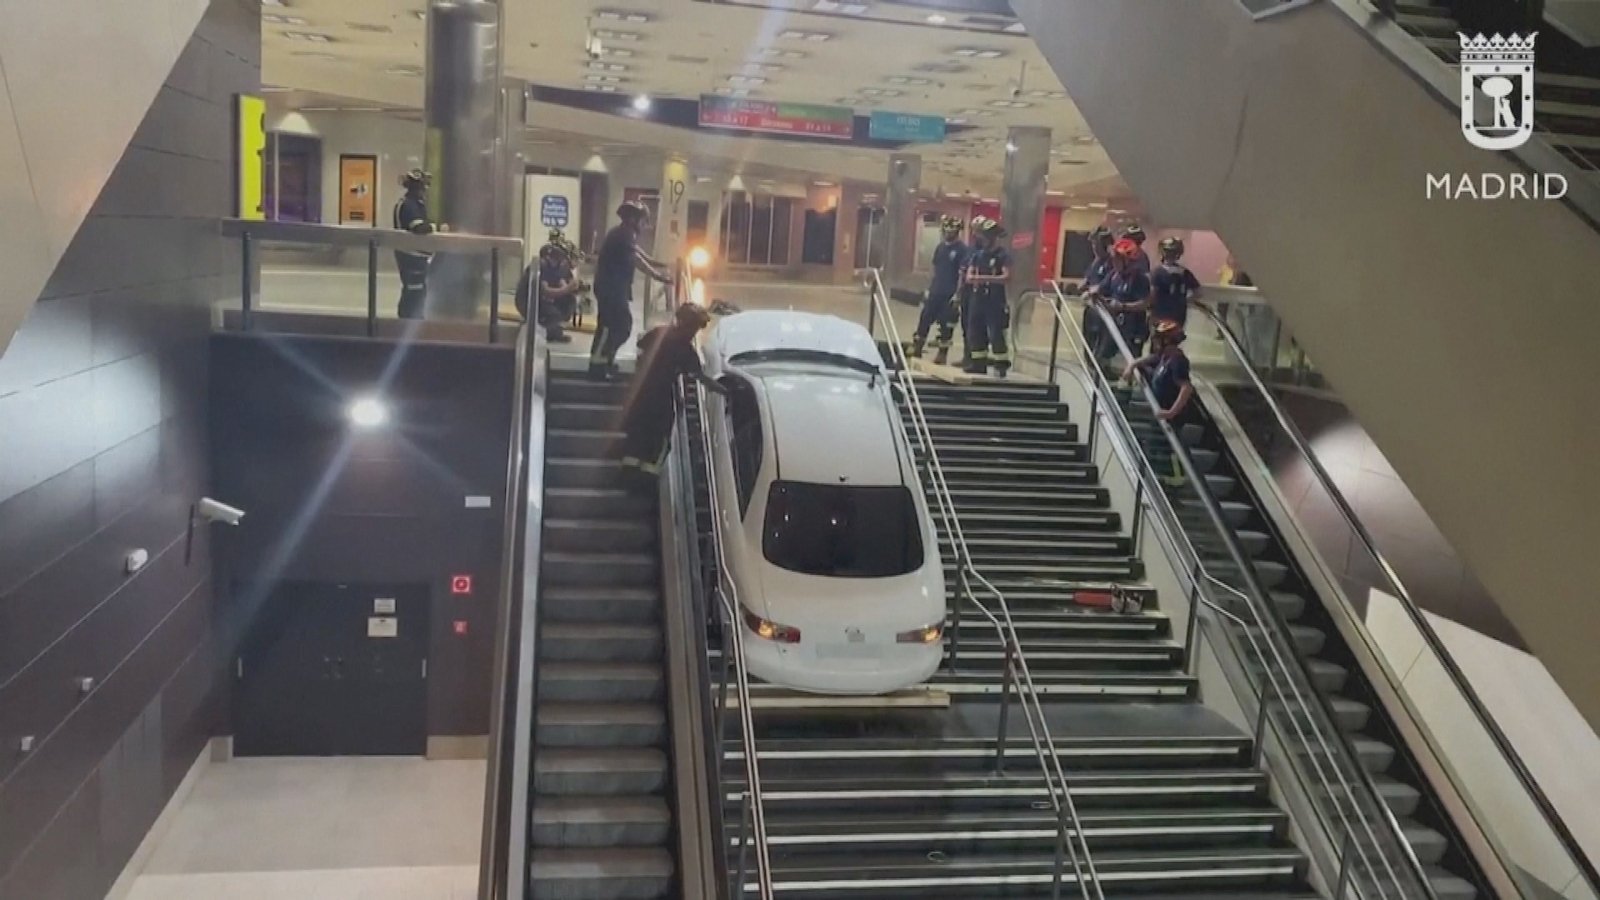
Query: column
[
  {"left": 424, "top": 0, "right": 500, "bottom": 318},
  {"left": 882, "top": 153, "right": 921, "bottom": 289},
  {"left": 656, "top": 156, "right": 692, "bottom": 268},
  {"left": 1001, "top": 126, "right": 1051, "bottom": 296}
]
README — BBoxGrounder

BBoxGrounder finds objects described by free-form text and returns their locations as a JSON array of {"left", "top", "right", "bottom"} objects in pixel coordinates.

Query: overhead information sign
[
  {"left": 869, "top": 111, "right": 947, "bottom": 143},
  {"left": 699, "top": 96, "right": 855, "bottom": 140}
]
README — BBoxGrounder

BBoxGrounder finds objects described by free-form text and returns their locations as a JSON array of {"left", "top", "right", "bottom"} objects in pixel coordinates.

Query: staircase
[
  {"left": 1116, "top": 385, "right": 1480, "bottom": 900},
  {"left": 529, "top": 373, "right": 676, "bottom": 900},
  {"left": 1386, "top": 0, "right": 1600, "bottom": 176},
  {"left": 699, "top": 375, "right": 1317, "bottom": 898}
]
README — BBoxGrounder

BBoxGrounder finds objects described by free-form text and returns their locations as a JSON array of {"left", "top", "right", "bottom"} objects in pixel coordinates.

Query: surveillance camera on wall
[
  {"left": 585, "top": 34, "right": 604, "bottom": 60},
  {"left": 196, "top": 498, "right": 246, "bottom": 526}
]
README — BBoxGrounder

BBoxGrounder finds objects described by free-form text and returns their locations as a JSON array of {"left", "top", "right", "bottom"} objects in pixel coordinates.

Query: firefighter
[
  {"left": 956, "top": 215, "right": 990, "bottom": 369},
  {"left": 514, "top": 233, "right": 582, "bottom": 344},
  {"left": 963, "top": 218, "right": 1014, "bottom": 378},
  {"left": 620, "top": 303, "right": 727, "bottom": 488},
  {"left": 591, "top": 202, "right": 671, "bottom": 381},
  {"left": 1075, "top": 225, "right": 1116, "bottom": 353},
  {"left": 1088, "top": 237, "right": 1153, "bottom": 359},
  {"left": 1150, "top": 236, "right": 1202, "bottom": 329},
  {"left": 392, "top": 169, "right": 442, "bottom": 319},
  {"left": 910, "top": 215, "right": 970, "bottom": 366}
]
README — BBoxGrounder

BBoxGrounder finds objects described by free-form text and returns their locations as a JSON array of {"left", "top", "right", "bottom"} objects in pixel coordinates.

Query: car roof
[
  {"left": 752, "top": 370, "right": 907, "bottom": 487},
  {"left": 708, "top": 310, "right": 882, "bottom": 372}
]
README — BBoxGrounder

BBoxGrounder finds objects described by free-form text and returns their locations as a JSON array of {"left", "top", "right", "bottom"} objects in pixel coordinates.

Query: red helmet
[{"left": 1112, "top": 238, "right": 1141, "bottom": 260}]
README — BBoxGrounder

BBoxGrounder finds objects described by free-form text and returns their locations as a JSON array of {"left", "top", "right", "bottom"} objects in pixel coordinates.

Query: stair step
[
  {"left": 920, "top": 443, "right": 1089, "bottom": 465},
  {"left": 548, "top": 376, "right": 631, "bottom": 406},
  {"left": 542, "top": 622, "right": 663, "bottom": 663},
  {"left": 550, "top": 401, "right": 626, "bottom": 431},
  {"left": 547, "top": 487, "right": 653, "bottom": 519},
  {"left": 536, "top": 748, "right": 670, "bottom": 796},
  {"left": 543, "top": 586, "right": 662, "bottom": 624},
  {"left": 733, "top": 736, "right": 1253, "bottom": 775},
  {"left": 540, "top": 661, "right": 664, "bottom": 703},
  {"left": 544, "top": 551, "right": 658, "bottom": 588},
  {"left": 536, "top": 703, "right": 667, "bottom": 748},
  {"left": 546, "top": 518, "right": 656, "bottom": 552},
  {"left": 529, "top": 846, "right": 673, "bottom": 900},
  {"left": 933, "top": 510, "right": 1121, "bottom": 532},
  {"left": 533, "top": 795, "right": 671, "bottom": 848},
  {"left": 929, "top": 669, "right": 1195, "bottom": 699},
  {"left": 733, "top": 771, "right": 1269, "bottom": 812},
  {"left": 548, "top": 458, "right": 630, "bottom": 489}
]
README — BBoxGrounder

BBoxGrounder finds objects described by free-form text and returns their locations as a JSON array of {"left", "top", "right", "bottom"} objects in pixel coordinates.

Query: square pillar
[{"left": 1001, "top": 126, "right": 1051, "bottom": 295}]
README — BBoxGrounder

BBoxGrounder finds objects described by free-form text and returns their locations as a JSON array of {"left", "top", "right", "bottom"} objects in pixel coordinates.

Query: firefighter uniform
[
  {"left": 965, "top": 237, "right": 1013, "bottom": 377},
  {"left": 392, "top": 172, "right": 435, "bottom": 319},
  {"left": 912, "top": 220, "right": 970, "bottom": 365}
]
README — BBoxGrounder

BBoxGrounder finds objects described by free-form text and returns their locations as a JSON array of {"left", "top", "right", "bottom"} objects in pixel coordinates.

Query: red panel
[{"left": 1040, "top": 206, "right": 1064, "bottom": 282}]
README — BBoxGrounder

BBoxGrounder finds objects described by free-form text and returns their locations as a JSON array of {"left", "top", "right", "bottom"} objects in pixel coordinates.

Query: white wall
[{"left": 1366, "top": 590, "right": 1600, "bottom": 899}]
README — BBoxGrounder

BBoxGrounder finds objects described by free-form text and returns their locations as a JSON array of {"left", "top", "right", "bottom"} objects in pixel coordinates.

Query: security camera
[
  {"left": 195, "top": 498, "right": 246, "bottom": 526},
  {"left": 585, "top": 34, "right": 604, "bottom": 60},
  {"left": 1011, "top": 86, "right": 1022, "bottom": 99}
]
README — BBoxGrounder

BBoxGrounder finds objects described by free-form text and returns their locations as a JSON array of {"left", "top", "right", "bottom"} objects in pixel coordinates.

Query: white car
[{"left": 701, "top": 310, "right": 946, "bottom": 695}]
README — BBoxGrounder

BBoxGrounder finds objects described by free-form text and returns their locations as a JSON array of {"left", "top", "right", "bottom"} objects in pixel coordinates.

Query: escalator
[
  {"left": 1010, "top": 0, "right": 1600, "bottom": 729},
  {"left": 1026, "top": 291, "right": 1600, "bottom": 900}
]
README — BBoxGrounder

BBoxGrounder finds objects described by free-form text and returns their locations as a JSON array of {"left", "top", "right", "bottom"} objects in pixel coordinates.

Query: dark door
[{"left": 235, "top": 582, "right": 429, "bottom": 756}]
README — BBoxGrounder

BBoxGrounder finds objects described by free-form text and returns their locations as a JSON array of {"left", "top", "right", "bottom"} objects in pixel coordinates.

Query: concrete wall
[
  {"left": 0, "top": 0, "right": 213, "bottom": 359},
  {"left": 0, "top": 2, "right": 260, "bottom": 896},
  {"left": 1015, "top": 0, "right": 1600, "bottom": 733}
]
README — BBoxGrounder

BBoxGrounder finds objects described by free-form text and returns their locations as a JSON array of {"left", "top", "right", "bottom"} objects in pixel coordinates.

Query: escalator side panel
[{"left": 1014, "top": 0, "right": 1600, "bottom": 737}]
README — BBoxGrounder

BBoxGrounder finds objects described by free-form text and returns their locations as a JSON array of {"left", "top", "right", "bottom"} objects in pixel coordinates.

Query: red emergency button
[
  {"left": 453, "top": 620, "right": 469, "bottom": 636},
  {"left": 450, "top": 574, "right": 473, "bottom": 595}
]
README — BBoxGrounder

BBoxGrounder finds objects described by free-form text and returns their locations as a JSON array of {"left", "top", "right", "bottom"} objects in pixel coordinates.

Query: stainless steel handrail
[
  {"left": 477, "top": 319, "right": 546, "bottom": 900},
  {"left": 1193, "top": 300, "right": 1600, "bottom": 895},
  {"left": 865, "top": 269, "right": 1103, "bottom": 900},
  {"left": 1036, "top": 283, "right": 1438, "bottom": 900},
  {"left": 691, "top": 375, "right": 777, "bottom": 900},
  {"left": 220, "top": 217, "right": 523, "bottom": 254}
]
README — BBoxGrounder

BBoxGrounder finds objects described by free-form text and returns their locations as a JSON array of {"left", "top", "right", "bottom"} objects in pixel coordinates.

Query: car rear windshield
[{"left": 762, "top": 481, "right": 923, "bottom": 578}]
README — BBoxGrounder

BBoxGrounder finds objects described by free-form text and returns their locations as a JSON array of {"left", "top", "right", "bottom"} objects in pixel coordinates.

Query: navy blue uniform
[
  {"left": 967, "top": 245, "right": 1012, "bottom": 373},
  {"left": 621, "top": 326, "right": 704, "bottom": 473},
  {"left": 915, "top": 240, "right": 970, "bottom": 354},
  {"left": 1151, "top": 263, "right": 1201, "bottom": 326},
  {"left": 958, "top": 236, "right": 984, "bottom": 365},
  {"left": 392, "top": 194, "right": 434, "bottom": 319},
  {"left": 1147, "top": 350, "right": 1192, "bottom": 411},
  {"left": 591, "top": 225, "right": 638, "bottom": 372},
  {"left": 1103, "top": 267, "right": 1153, "bottom": 357}
]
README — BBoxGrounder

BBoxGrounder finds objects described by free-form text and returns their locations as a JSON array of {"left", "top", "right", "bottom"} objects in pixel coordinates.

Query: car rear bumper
[{"left": 741, "top": 636, "right": 942, "bottom": 695}]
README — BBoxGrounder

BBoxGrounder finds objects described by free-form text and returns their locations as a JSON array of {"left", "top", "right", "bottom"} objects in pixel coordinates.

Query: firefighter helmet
[{"left": 1158, "top": 236, "right": 1185, "bottom": 260}]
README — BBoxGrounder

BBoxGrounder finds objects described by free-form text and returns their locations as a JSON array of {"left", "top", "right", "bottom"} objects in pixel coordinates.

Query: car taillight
[
  {"left": 897, "top": 623, "right": 945, "bottom": 644},
  {"left": 743, "top": 608, "right": 802, "bottom": 644}
]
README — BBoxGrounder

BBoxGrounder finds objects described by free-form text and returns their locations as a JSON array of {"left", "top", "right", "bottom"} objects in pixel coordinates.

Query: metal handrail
[
  {"left": 864, "top": 269, "right": 1103, "bottom": 900},
  {"left": 1193, "top": 300, "right": 1600, "bottom": 894},
  {"left": 690, "top": 374, "right": 777, "bottom": 900},
  {"left": 477, "top": 318, "right": 546, "bottom": 900},
  {"left": 1036, "top": 283, "right": 1439, "bottom": 900}
]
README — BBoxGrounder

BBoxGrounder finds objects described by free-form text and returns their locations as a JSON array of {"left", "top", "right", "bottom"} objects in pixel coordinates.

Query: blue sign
[
  {"left": 869, "top": 111, "right": 947, "bottom": 144},
  {"left": 540, "top": 195, "right": 570, "bottom": 228}
]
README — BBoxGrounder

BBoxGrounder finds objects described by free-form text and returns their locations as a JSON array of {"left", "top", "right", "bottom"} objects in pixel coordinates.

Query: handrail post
[
  {"left": 366, "top": 238, "right": 379, "bottom": 338},
  {"left": 489, "top": 247, "right": 502, "bottom": 343},
  {"left": 1334, "top": 826, "right": 1356, "bottom": 900},
  {"left": 1051, "top": 804, "right": 1070, "bottom": 900},
  {"left": 240, "top": 232, "right": 254, "bottom": 332},
  {"left": 994, "top": 642, "right": 1015, "bottom": 774},
  {"left": 1130, "top": 479, "right": 1144, "bottom": 557},
  {"left": 1183, "top": 567, "right": 1202, "bottom": 676},
  {"left": 734, "top": 790, "right": 752, "bottom": 898},
  {"left": 948, "top": 574, "right": 966, "bottom": 669},
  {"left": 1087, "top": 393, "right": 1099, "bottom": 457},
  {"left": 1047, "top": 295, "right": 1062, "bottom": 385},
  {"left": 866, "top": 271, "right": 879, "bottom": 338},
  {"left": 1253, "top": 672, "right": 1272, "bottom": 769}
]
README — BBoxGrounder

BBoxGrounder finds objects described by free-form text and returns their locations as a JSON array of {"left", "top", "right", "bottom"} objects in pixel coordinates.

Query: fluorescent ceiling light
[
  {"left": 946, "top": 117, "right": 967, "bottom": 125},
  {"left": 1004, "top": 22, "right": 1028, "bottom": 33},
  {"left": 585, "top": 74, "right": 622, "bottom": 83},
  {"left": 283, "top": 31, "right": 334, "bottom": 42},
  {"left": 988, "top": 99, "right": 1032, "bottom": 108},
  {"left": 1088, "top": 201, "right": 1109, "bottom": 208},
  {"left": 596, "top": 9, "right": 653, "bottom": 23},
  {"left": 813, "top": 180, "right": 836, "bottom": 186},
  {"left": 585, "top": 84, "right": 618, "bottom": 93},
  {"left": 859, "top": 88, "right": 903, "bottom": 97},
  {"left": 632, "top": 94, "right": 652, "bottom": 111},
  {"left": 593, "top": 29, "right": 642, "bottom": 41},
  {"left": 887, "top": 76, "right": 932, "bottom": 86},
  {"left": 926, "top": 14, "right": 947, "bottom": 24},
  {"left": 387, "top": 65, "right": 423, "bottom": 76},
  {"left": 813, "top": 0, "right": 870, "bottom": 12},
  {"left": 715, "top": 87, "right": 754, "bottom": 98},
  {"left": 779, "top": 29, "right": 833, "bottom": 41},
  {"left": 952, "top": 47, "right": 1005, "bottom": 59},
  {"left": 758, "top": 47, "right": 806, "bottom": 59},
  {"left": 589, "top": 61, "right": 628, "bottom": 72},
  {"left": 605, "top": 47, "right": 635, "bottom": 57},
  {"left": 727, "top": 74, "right": 766, "bottom": 86},
  {"left": 263, "top": 13, "right": 308, "bottom": 25}
]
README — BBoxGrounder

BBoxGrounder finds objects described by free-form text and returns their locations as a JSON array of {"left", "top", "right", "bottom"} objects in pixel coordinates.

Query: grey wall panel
[{"left": 0, "top": 0, "right": 258, "bottom": 893}]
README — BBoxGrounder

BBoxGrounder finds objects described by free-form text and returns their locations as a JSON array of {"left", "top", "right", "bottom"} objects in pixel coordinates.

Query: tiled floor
[{"left": 123, "top": 757, "right": 485, "bottom": 900}]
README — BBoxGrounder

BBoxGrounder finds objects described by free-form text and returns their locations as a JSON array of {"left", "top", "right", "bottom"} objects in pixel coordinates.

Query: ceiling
[{"left": 260, "top": 0, "right": 1130, "bottom": 198}]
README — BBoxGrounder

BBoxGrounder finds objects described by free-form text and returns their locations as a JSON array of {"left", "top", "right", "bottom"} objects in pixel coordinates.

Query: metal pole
[
  {"left": 994, "top": 642, "right": 1015, "bottom": 774},
  {"left": 734, "top": 791, "right": 752, "bottom": 898},
  {"left": 866, "top": 272, "right": 879, "bottom": 339},
  {"left": 1087, "top": 393, "right": 1099, "bottom": 458},
  {"left": 489, "top": 246, "right": 501, "bottom": 343},
  {"left": 241, "top": 233, "right": 254, "bottom": 332},
  {"left": 1334, "top": 826, "right": 1356, "bottom": 899},
  {"left": 1046, "top": 297, "right": 1062, "bottom": 385},
  {"left": 947, "top": 573, "right": 966, "bottom": 668},
  {"left": 366, "top": 238, "right": 379, "bottom": 338},
  {"left": 1183, "top": 571, "right": 1202, "bottom": 676},
  {"left": 1252, "top": 673, "right": 1272, "bottom": 769},
  {"left": 1051, "top": 803, "right": 1071, "bottom": 900},
  {"left": 1130, "top": 480, "right": 1144, "bottom": 556}
]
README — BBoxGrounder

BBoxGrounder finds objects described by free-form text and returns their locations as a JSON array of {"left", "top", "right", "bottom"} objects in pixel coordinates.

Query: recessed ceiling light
[
  {"left": 952, "top": 46, "right": 1005, "bottom": 59},
  {"left": 348, "top": 395, "right": 390, "bottom": 431},
  {"left": 585, "top": 74, "right": 623, "bottom": 83},
  {"left": 886, "top": 76, "right": 932, "bottom": 86},
  {"left": 584, "top": 84, "right": 619, "bottom": 93},
  {"left": 988, "top": 99, "right": 1032, "bottom": 108},
  {"left": 282, "top": 31, "right": 335, "bottom": 42},
  {"left": 589, "top": 61, "right": 628, "bottom": 72},
  {"left": 1004, "top": 22, "right": 1028, "bottom": 34},
  {"left": 595, "top": 9, "right": 653, "bottom": 23},
  {"left": 387, "top": 65, "right": 423, "bottom": 76},
  {"left": 593, "top": 28, "right": 642, "bottom": 41},
  {"left": 605, "top": 47, "right": 635, "bottom": 58},
  {"left": 263, "top": 13, "right": 308, "bottom": 25},
  {"left": 727, "top": 74, "right": 766, "bottom": 86},
  {"left": 813, "top": 0, "right": 870, "bottom": 12},
  {"left": 779, "top": 29, "right": 833, "bottom": 41},
  {"left": 813, "top": 180, "right": 836, "bottom": 187},
  {"left": 715, "top": 87, "right": 754, "bottom": 98},
  {"left": 758, "top": 47, "right": 807, "bottom": 59},
  {"left": 346, "top": 22, "right": 392, "bottom": 33},
  {"left": 632, "top": 94, "right": 652, "bottom": 112},
  {"left": 926, "top": 14, "right": 947, "bottom": 24}
]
